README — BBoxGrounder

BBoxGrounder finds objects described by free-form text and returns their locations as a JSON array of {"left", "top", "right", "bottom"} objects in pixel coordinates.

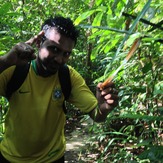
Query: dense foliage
[{"left": 0, "top": 0, "right": 163, "bottom": 162}]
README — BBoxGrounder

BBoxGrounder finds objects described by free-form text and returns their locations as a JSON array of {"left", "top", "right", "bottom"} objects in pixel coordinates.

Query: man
[{"left": 0, "top": 16, "right": 118, "bottom": 162}]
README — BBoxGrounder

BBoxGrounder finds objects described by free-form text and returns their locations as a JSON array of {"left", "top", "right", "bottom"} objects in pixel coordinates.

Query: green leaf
[
  {"left": 124, "top": 33, "right": 141, "bottom": 48},
  {"left": 142, "top": 63, "right": 152, "bottom": 73},
  {"left": 132, "top": 86, "right": 146, "bottom": 93},
  {"left": 120, "top": 114, "right": 163, "bottom": 121},
  {"left": 109, "top": 0, "right": 152, "bottom": 69},
  {"left": 74, "top": 10, "right": 96, "bottom": 25},
  {"left": 154, "top": 81, "right": 163, "bottom": 95},
  {"left": 158, "top": 107, "right": 163, "bottom": 115},
  {"left": 96, "top": 6, "right": 107, "bottom": 12},
  {"left": 0, "top": 3, "right": 12, "bottom": 15},
  {"left": 95, "top": 0, "right": 103, "bottom": 6},
  {"left": 92, "top": 12, "right": 104, "bottom": 33},
  {"left": 0, "top": 51, "right": 6, "bottom": 55},
  {"left": 0, "top": 31, "right": 8, "bottom": 34},
  {"left": 92, "top": 12, "right": 103, "bottom": 26},
  {"left": 138, "top": 146, "right": 163, "bottom": 161}
]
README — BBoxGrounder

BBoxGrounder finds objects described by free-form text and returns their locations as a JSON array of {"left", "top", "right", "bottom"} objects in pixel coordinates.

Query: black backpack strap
[
  {"left": 58, "top": 64, "right": 71, "bottom": 114},
  {"left": 6, "top": 63, "right": 71, "bottom": 113},
  {"left": 6, "top": 62, "right": 30, "bottom": 100}
]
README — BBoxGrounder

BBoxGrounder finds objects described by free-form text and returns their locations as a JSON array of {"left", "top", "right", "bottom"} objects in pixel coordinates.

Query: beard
[{"left": 37, "top": 56, "right": 64, "bottom": 77}]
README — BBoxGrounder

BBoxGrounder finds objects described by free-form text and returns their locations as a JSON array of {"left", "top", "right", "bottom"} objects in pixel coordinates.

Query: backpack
[{"left": 6, "top": 62, "right": 71, "bottom": 114}]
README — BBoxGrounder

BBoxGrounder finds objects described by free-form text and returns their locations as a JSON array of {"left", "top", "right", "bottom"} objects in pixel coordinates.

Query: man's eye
[
  {"left": 53, "top": 47, "right": 58, "bottom": 52},
  {"left": 63, "top": 52, "right": 71, "bottom": 57},
  {"left": 47, "top": 46, "right": 58, "bottom": 53}
]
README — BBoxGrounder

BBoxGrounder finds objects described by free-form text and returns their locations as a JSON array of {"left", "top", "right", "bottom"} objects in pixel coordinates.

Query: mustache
[
  {"left": 38, "top": 56, "right": 65, "bottom": 72},
  {"left": 49, "top": 60, "right": 64, "bottom": 68},
  {"left": 38, "top": 56, "right": 62, "bottom": 67}
]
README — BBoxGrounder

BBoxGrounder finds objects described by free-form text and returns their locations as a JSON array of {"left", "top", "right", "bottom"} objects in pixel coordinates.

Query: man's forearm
[
  {"left": 0, "top": 55, "right": 11, "bottom": 74},
  {"left": 0, "top": 45, "right": 21, "bottom": 74},
  {"left": 0, "top": 52, "right": 15, "bottom": 74}
]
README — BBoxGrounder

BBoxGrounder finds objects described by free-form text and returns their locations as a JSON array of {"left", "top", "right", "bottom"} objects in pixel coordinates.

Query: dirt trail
[
  {"left": 65, "top": 130, "right": 86, "bottom": 162},
  {"left": 64, "top": 117, "right": 94, "bottom": 163}
]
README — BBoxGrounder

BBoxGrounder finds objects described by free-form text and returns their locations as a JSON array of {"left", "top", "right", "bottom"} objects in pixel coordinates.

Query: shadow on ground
[{"left": 64, "top": 114, "right": 95, "bottom": 163}]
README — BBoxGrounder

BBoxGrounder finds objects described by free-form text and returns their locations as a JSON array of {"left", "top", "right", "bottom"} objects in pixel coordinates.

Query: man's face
[{"left": 38, "top": 27, "right": 75, "bottom": 75}]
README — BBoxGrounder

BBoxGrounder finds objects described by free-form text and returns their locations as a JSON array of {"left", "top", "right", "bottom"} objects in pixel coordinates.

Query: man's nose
[{"left": 54, "top": 53, "right": 64, "bottom": 64}]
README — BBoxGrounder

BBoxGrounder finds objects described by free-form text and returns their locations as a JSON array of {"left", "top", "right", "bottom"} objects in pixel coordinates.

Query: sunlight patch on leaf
[
  {"left": 95, "top": 0, "right": 103, "bottom": 6},
  {"left": 0, "top": 51, "right": 6, "bottom": 55},
  {"left": 92, "top": 12, "right": 104, "bottom": 33}
]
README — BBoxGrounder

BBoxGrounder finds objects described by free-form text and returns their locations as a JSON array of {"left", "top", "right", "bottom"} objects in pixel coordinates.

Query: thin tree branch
[
  {"left": 122, "top": 12, "right": 163, "bottom": 31},
  {"left": 79, "top": 24, "right": 130, "bottom": 34}
]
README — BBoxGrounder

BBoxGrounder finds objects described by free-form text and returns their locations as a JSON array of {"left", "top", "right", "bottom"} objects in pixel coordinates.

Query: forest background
[{"left": 0, "top": 0, "right": 163, "bottom": 162}]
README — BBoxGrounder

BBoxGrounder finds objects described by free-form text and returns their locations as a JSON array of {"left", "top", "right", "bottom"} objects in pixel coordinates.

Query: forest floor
[
  {"left": 62, "top": 109, "right": 163, "bottom": 163},
  {"left": 64, "top": 112, "right": 97, "bottom": 163}
]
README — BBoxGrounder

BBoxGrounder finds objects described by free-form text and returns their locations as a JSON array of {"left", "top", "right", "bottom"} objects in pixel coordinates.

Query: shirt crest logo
[{"left": 53, "top": 88, "right": 62, "bottom": 100}]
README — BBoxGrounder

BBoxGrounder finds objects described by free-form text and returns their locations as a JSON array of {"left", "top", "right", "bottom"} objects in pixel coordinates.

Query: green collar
[{"left": 31, "top": 60, "right": 38, "bottom": 75}]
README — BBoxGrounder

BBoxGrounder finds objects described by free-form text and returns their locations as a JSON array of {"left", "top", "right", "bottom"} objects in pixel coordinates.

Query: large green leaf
[
  {"left": 92, "top": 12, "right": 104, "bottom": 33},
  {"left": 74, "top": 10, "right": 96, "bottom": 25}
]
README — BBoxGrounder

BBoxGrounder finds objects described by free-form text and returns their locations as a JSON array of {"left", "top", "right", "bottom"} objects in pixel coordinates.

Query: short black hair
[{"left": 41, "top": 16, "right": 79, "bottom": 43}]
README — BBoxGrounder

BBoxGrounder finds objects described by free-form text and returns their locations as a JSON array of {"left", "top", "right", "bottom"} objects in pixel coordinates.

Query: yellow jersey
[{"left": 0, "top": 64, "right": 97, "bottom": 162}]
